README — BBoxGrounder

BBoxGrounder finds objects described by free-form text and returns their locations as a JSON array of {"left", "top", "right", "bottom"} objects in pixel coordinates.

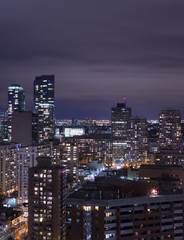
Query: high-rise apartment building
[
  {"left": 0, "top": 111, "right": 8, "bottom": 142},
  {"left": 0, "top": 144, "right": 19, "bottom": 194},
  {"left": 126, "top": 116, "right": 148, "bottom": 166},
  {"left": 28, "top": 157, "right": 66, "bottom": 240},
  {"left": 8, "top": 84, "right": 25, "bottom": 141},
  {"left": 34, "top": 75, "right": 55, "bottom": 143},
  {"left": 61, "top": 140, "right": 78, "bottom": 183},
  {"left": 66, "top": 177, "right": 184, "bottom": 240},
  {"left": 111, "top": 101, "right": 131, "bottom": 166},
  {"left": 17, "top": 145, "right": 51, "bottom": 203},
  {"left": 159, "top": 109, "right": 182, "bottom": 150}
]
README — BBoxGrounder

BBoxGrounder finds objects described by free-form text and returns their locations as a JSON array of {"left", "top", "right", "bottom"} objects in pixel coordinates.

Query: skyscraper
[
  {"left": 28, "top": 157, "right": 66, "bottom": 240},
  {"left": 8, "top": 84, "right": 25, "bottom": 141},
  {"left": 34, "top": 75, "right": 55, "bottom": 143},
  {"left": 159, "top": 109, "right": 182, "bottom": 150},
  {"left": 111, "top": 100, "right": 131, "bottom": 166}
]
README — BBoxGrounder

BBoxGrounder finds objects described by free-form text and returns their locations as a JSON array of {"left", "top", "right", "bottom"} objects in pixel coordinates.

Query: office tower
[
  {"left": 34, "top": 75, "right": 55, "bottom": 144},
  {"left": 111, "top": 100, "right": 131, "bottom": 166},
  {"left": 8, "top": 84, "right": 25, "bottom": 141},
  {"left": 66, "top": 177, "right": 184, "bottom": 240},
  {"left": 0, "top": 144, "right": 19, "bottom": 194},
  {"left": 28, "top": 157, "right": 66, "bottom": 240},
  {"left": 159, "top": 109, "right": 182, "bottom": 150},
  {"left": 17, "top": 145, "right": 51, "bottom": 203},
  {"left": 126, "top": 116, "right": 148, "bottom": 167}
]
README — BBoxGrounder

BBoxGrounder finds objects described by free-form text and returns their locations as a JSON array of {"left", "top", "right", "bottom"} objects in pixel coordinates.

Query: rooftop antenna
[{"left": 123, "top": 97, "right": 126, "bottom": 105}]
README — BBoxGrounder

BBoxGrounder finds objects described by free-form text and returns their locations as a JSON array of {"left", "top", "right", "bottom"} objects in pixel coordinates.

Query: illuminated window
[{"left": 83, "top": 206, "right": 91, "bottom": 211}]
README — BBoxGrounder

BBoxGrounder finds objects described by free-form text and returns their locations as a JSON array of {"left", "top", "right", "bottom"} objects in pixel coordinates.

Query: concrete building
[
  {"left": 139, "top": 164, "right": 184, "bottom": 192},
  {"left": 12, "top": 111, "right": 39, "bottom": 146},
  {"left": 17, "top": 145, "right": 51, "bottom": 203},
  {"left": 66, "top": 177, "right": 184, "bottom": 240},
  {"left": 11, "top": 111, "right": 32, "bottom": 146},
  {"left": 28, "top": 157, "right": 66, "bottom": 240},
  {"left": 155, "top": 150, "right": 184, "bottom": 166},
  {"left": 0, "top": 144, "right": 19, "bottom": 195}
]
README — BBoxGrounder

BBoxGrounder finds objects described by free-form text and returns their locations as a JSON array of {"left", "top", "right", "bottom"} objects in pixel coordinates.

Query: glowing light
[{"left": 151, "top": 189, "right": 158, "bottom": 196}]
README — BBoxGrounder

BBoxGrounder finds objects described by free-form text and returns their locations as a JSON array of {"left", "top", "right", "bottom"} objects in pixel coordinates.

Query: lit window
[{"left": 83, "top": 206, "right": 91, "bottom": 211}]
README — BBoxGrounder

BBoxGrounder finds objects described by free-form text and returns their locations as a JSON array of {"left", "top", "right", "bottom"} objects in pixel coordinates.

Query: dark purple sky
[{"left": 1, "top": 0, "right": 184, "bottom": 120}]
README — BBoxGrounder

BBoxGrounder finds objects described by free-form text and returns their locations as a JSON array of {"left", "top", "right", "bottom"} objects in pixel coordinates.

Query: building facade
[
  {"left": 0, "top": 111, "right": 8, "bottom": 142},
  {"left": 17, "top": 145, "right": 51, "bottom": 203},
  {"left": 139, "top": 164, "right": 184, "bottom": 192},
  {"left": 60, "top": 140, "right": 78, "bottom": 183},
  {"left": 28, "top": 157, "right": 66, "bottom": 240},
  {"left": 159, "top": 109, "right": 182, "bottom": 150},
  {"left": 126, "top": 116, "right": 148, "bottom": 167},
  {"left": 66, "top": 179, "right": 184, "bottom": 240},
  {"left": 0, "top": 144, "right": 19, "bottom": 195},
  {"left": 12, "top": 111, "right": 33, "bottom": 146}
]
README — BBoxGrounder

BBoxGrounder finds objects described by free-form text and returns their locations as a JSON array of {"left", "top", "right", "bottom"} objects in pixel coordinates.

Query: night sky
[{"left": 1, "top": 0, "right": 184, "bottom": 120}]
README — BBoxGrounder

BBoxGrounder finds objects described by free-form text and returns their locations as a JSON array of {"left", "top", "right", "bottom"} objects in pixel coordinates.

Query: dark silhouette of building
[{"left": 12, "top": 111, "right": 32, "bottom": 146}]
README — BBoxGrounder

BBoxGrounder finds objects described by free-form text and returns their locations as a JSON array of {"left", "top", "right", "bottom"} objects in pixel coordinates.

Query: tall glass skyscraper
[
  {"left": 8, "top": 84, "right": 25, "bottom": 141},
  {"left": 34, "top": 75, "right": 55, "bottom": 143}
]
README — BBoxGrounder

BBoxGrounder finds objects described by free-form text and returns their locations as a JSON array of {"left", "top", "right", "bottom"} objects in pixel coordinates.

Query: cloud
[{"left": 0, "top": 0, "right": 184, "bottom": 119}]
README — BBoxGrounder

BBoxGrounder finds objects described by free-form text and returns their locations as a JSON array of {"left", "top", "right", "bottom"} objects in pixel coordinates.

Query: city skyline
[
  {"left": 1, "top": 2, "right": 184, "bottom": 239},
  {"left": 1, "top": 0, "right": 184, "bottom": 119}
]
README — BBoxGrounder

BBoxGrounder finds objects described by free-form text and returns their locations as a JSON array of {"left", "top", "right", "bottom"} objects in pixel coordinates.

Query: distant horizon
[{"left": 1, "top": 96, "right": 184, "bottom": 121}]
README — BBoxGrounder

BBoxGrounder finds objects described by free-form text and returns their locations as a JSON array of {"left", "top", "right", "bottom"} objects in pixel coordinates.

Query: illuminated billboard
[{"left": 64, "top": 128, "right": 85, "bottom": 137}]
